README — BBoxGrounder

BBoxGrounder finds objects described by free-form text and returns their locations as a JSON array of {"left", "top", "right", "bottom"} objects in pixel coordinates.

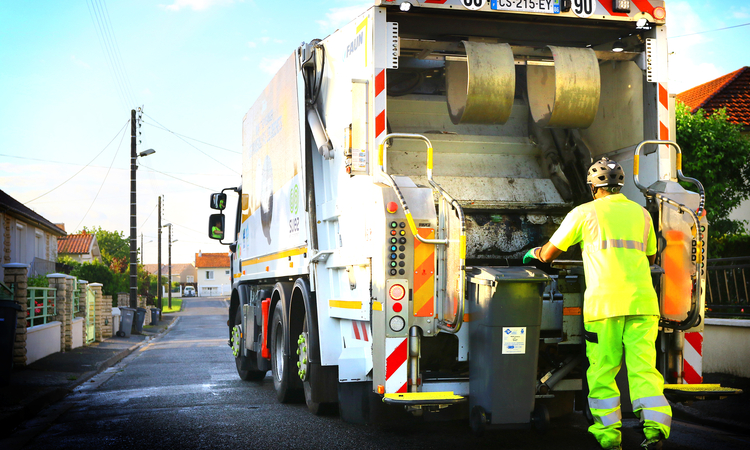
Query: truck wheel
[
  {"left": 271, "top": 301, "right": 300, "bottom": 402},
  {"left": 299, "top": 313, "right": 336, "bottom": 415},
  {"left": 232, "top": 305, "right": 266, "bottom": 381}
]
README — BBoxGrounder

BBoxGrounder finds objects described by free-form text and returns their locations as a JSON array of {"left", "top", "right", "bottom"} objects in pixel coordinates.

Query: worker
[
  {"left": 211, "top": 221, "right": 224, "bottom": 240},
  {"left": 523, "top": 158, "right": 671, "bottom": 450}
]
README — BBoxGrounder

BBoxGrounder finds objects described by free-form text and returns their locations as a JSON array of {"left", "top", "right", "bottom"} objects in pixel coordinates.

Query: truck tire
[
  {"left": 271, "top": 301, "right": 301, "bottom": 403},
  {"left": 232, "top": 305, "right": 266, "bottom": 381},
  {"left": 300, "top": 312, "right": 337, "bottom": 415}
]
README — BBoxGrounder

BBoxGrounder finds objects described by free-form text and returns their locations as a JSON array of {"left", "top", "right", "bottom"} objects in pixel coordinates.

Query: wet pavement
[{"left": 0, "top": 297, "right": 747, "bottom": 450}]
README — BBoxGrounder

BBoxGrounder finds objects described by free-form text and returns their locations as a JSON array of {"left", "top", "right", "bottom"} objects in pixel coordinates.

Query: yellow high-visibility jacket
[{"left": 550, "top": 194, "right": 659, "bottom": 322}]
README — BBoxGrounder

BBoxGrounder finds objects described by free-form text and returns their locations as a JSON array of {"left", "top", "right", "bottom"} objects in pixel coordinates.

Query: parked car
[{"left": 183, "top": 286, "right": 196, "bottom": 297}]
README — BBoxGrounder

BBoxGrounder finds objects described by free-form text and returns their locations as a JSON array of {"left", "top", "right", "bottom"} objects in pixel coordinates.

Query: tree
[
  {"left": 675, "top": 102, "right": 750, "bottom": 237},
  {"left": 80, "top": 226, "right": 129, "bottom": 273}
]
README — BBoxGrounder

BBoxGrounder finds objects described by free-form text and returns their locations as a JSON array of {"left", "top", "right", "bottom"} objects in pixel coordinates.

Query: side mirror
[
  {"left": 208, "top": 214, "right": 225, "bottom": 240},
  {"left": 211, "top": 193, "right": 227, "bottom": 211}
]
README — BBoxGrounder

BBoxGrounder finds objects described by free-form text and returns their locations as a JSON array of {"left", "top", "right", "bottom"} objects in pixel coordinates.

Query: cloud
[
  {"left": 316, "top": 3, "right": 371, "bottom": 32},
  {"left": 71, "top": 55, "right": 90, "bottom": 69},
  {"left": 160, "top": 0, "right": 238, "bottom": 12},
  {"left": 247, "top": 41, "right": 256, "bottom": 48},
  {"left": 259, "top": 56, "right": 288, "bottom": 75}
]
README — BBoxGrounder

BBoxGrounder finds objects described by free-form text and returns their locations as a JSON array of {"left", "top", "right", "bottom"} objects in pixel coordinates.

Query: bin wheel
[
  {"left": 116, "top": 331, "right": 125, "bottom": 337},
  {"left": 470, "top": 406, "right": 488, "bottom": 436},
  {"left": 532, "top": 403, "right": 550, "bottom": 432}
]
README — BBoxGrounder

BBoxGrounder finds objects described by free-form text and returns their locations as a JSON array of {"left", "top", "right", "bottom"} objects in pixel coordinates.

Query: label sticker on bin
[{"left": 502, "top": 327, "right": 526, "bottom": 354}]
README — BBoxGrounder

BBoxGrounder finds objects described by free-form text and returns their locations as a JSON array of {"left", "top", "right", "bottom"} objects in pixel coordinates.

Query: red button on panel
[{"left": 387, "top": 201, "right": 398, "bottom": 213}]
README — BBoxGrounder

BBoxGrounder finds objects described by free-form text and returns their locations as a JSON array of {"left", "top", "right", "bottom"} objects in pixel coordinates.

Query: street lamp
[
  {"left": 161, "top": 222, "right": 173, "bottom": 309},
  {"left": 130, "top": 107, "right": 155, "bottom": 308}
]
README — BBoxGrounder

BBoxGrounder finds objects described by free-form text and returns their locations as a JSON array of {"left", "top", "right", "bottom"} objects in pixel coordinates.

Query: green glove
[{"left": 523, "top": 247, "right": 541, "bottom": 264}]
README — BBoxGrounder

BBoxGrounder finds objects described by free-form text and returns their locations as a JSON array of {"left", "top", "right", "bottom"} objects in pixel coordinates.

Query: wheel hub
[
  {"left": 232, "top": 325, "right": 242, "bottom": 358},
  {"left": 297, "top": 331, "right": 309, "bottom": 381}
]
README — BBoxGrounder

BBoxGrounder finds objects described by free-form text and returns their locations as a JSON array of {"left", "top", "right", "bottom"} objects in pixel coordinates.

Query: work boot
[{"left": 640, "top": 437, "right": 663, "bottom": 449}]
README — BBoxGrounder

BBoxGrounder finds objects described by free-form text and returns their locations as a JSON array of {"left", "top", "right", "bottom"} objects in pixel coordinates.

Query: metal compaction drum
[
  {"left": 526, "top": 45, "right": 601, "bottom": 129},
  {"left": 445, "top": 41, "right": 516, "bottom": 125}
]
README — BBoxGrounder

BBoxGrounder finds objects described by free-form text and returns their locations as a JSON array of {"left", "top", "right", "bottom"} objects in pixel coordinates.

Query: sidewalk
[{"left": 0, "top": 314, "right": 177, "bottom": 436}]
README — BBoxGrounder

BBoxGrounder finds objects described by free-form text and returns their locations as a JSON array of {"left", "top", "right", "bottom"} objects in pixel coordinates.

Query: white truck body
[{"left": 215, "top": 0, "right": 712, "bottom": 427}]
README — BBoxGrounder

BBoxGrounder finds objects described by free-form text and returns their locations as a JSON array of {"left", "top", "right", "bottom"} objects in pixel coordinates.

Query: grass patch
[
  {"left": 161, "top": 298, "right": 182, "bottom": 313},
  {"left": 67, "top": 375, "right": 78, "bottom": 381}
]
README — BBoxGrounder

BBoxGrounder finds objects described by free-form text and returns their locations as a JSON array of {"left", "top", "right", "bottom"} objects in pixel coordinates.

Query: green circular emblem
[{"left": 290, "top": 185, "right": 299, "bottom": 215}]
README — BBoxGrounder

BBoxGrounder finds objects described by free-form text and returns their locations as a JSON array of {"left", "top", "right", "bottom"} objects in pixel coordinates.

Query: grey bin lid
[{"left": 469, "top": 266, "right": 550, "bottom": 285}]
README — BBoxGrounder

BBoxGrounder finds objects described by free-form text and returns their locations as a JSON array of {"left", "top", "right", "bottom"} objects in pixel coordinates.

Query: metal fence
[
  {"left": 28, "top": 287, "right": 57, "bottom": 327},
  {"left": 706, "top": 257, "right": 750, "bottom": 318}
]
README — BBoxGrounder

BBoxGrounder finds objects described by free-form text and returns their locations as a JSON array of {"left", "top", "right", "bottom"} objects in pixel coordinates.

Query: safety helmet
[{"left": 587, "top": 157, "right": 625, "bottom": 187}]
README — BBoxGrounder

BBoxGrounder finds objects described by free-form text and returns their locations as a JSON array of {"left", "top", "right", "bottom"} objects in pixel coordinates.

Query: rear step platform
[
  {"left": 664, "top": 384, "right": 743, "bottom": 402},
  {"left": 383, "top": 391, "right": 466, "bottom": 408}
]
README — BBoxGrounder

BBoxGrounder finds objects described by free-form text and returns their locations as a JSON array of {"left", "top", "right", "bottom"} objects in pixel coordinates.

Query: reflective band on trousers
[
  {"left": 601, "top": 239, "right": 645, "bottom": 251},
  {"left": 589, "top": 396, "right": 621, "bottom": 410},
  {"left": 640, "top": 409, "right": 672, "bottom": 428},
  {"left": 632, "top": 395, "right": 670, "bottom": 410},
  {"left": 594, "top": 408, "right": 623, "bottom": 426}
]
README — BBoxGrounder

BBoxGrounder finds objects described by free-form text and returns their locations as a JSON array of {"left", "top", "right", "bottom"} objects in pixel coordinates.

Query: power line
[
  {"left": 139, "top": 162, "right": 222, "bottom": 192},
  {"left": 25, "top": 120, "right": 130, "bottom": 204},
  {"left": 74, "top": 120, "right": 129, "bottom": 231},
  {"left": 142, "top": 113, "right": 241, "bottom": 174},
  {"left": 86, "top": 0, "right": 128, "bottom": 109},
  {"left": 143, "top": 121, "right": 241, "bottom": 154},
  {"left": 99, "top": 0, "right": 138, "bottom": 106},
  {"left": 0, "top": 152, "right": 229, "bottom": 177},
  {"left": 671, "top": 21, "right": 750, "bottom": 39}
]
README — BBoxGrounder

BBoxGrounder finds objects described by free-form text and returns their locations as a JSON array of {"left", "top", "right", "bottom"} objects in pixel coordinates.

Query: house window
[
  {"left": 225, "top": 270, "right": 230, "bottom": 275},
  {"left": 35, "top": 229, "right": 44, "bottom": 259},
  {"left": 186, "top": 276, "right": 194, "bottom": 283},
  {"left": 15, "top": 223, "right": 26, "bottom": 261},
  {"left": 206, "top": 270, "right": 214, "bottom": 280}
]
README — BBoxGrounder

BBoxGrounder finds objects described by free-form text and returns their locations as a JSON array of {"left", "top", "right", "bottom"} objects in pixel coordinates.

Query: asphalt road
[{"left": 15, "top": 297, "right": 750, "bottom": 450}]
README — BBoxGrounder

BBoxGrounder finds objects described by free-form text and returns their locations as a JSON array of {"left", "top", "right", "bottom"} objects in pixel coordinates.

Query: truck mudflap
[
  {"left": 663, "top": 384, "right": 743, "bottom": 402},
  {"left": 383, "top": 391, "right": 466, "bottom": 409}
]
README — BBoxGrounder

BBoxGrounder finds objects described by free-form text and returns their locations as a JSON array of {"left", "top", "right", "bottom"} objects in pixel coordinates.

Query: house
[
  {"left": 143, "top": 262, "right": 197, "bottom": 293},
  {"left": 677, "top": 67, "right": 750, "bottom": 228},
  {"left": 676, "top": 66, "right": 750, "bottom": 134},
  {"left": 57, "top": 233, "right": 102, "bottom": 264},
  {"left": 195, "top": 251, "right": 231, "bottom": 297},
  {"left": 0, "top": 188, "right": 66, "bottom": 279}
]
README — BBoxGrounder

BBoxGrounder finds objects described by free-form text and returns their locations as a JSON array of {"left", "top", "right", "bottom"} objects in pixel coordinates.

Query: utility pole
[
  {"left": 129, "top": 109, "right": 137, "bottom": 308},
  {"left": 157, "top": 195, "right": 162, "bottom": 312},
  {"left": 140, "top": 233, "right": 144, "bottom": 264}
]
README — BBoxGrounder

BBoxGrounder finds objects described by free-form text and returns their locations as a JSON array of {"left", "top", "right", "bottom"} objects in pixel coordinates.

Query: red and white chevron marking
[
  {"left": 658, "top": 83, "right": 669, "bottom": 141},
  {"left": 385, "top": 337, "right": 408, "bottom": 393},
  {"left": 375, "top": 68, "right": 386, "bottom": 141},
  {"left": 683, "top": 331, "right": 703, "bottom": 384},
  {"left": 351, "top": 320, "right": 369, "bottom": 342}
]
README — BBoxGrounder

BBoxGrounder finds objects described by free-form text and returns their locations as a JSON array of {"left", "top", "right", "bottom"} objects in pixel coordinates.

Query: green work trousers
[{"left": 584, "top": 315, "right": 671, "bottom": 449}]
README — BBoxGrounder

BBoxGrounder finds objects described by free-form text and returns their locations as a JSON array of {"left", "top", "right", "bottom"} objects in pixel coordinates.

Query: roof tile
[
  {"left": 677, "top": 67, "right": 750, "bottom": 127},
  {"left": 195, "top": 252, "right": 230, "bottom": 268},
  {"left": 57, "top": 234, "right": 96, "bottom": 254}
]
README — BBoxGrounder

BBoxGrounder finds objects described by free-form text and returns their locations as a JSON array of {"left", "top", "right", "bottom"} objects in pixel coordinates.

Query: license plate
[{"left": 490, "top": 0, "right": 561, "bottom": 14}]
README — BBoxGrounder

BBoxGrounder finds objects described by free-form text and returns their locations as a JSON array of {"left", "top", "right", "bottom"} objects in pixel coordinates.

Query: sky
[{"left": 1, "top": 0, "right": 749, "bottom": 265}]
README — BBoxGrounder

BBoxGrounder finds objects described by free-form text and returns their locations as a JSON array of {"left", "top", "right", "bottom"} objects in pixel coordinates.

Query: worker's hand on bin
[{"left": 523, "top": 247, "right": 541, "bottom": 264}]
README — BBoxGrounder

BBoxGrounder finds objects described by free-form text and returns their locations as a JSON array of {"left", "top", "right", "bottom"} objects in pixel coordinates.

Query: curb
[{"left": 0, "top": 318, "right": 178, "bottom": 437}]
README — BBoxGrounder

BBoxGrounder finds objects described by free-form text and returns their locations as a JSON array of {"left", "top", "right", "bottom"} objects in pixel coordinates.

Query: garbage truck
[{"left": 208, "top": 0, "right": 735, "bottom": 430}]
